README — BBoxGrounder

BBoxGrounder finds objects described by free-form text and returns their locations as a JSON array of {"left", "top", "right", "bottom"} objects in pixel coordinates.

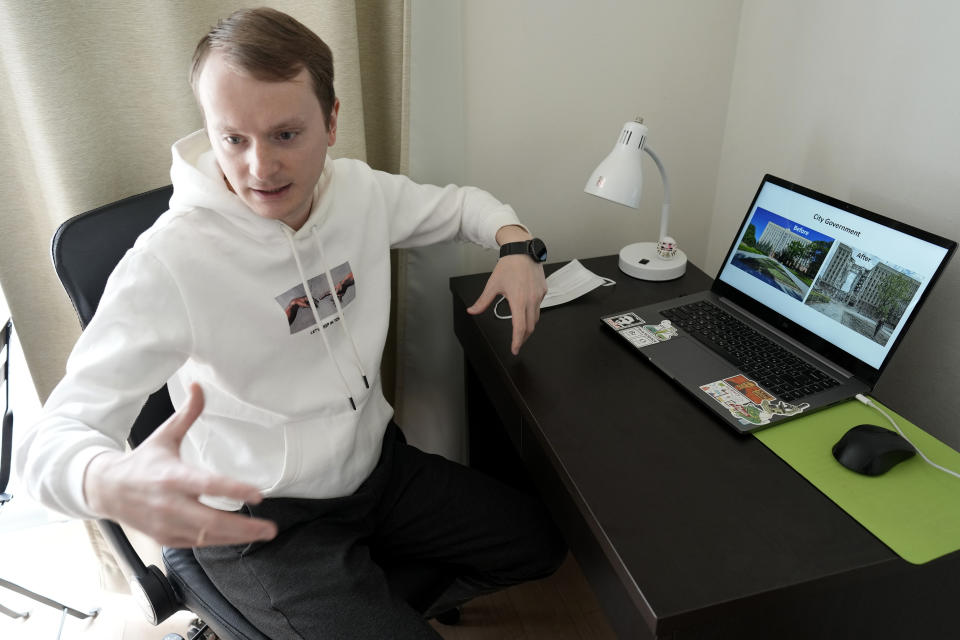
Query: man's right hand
[{"left": 83, "top": 383, "right": 278, "bottom": 548}]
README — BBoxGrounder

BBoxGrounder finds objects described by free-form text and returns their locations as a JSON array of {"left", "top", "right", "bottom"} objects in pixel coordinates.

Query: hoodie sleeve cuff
[{"left": 63, "top": 445, "right": 122, "bottom": 520}]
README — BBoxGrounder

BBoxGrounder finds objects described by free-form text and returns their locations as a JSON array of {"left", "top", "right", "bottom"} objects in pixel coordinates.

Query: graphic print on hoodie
[{"left": 275, "top": 261, "right": 356, "bottom": 334}]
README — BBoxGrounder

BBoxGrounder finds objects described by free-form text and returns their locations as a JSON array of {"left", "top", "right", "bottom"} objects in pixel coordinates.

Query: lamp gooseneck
[{"left": 642, "top": 145, "right": 670, "bottom": 243}]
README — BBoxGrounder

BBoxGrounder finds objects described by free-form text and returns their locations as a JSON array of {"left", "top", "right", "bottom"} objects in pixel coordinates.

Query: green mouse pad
[{"left": 753, "top": 398, "right": 960, "bottom": 564}]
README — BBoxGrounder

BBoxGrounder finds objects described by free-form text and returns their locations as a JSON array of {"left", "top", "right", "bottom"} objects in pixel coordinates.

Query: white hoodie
[{"left": 17, "top": 130, "right": 523, "bottom": 519}]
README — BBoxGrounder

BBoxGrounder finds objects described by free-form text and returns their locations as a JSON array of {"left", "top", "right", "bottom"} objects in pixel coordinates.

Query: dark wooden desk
[{"left": 450, "top": 255, "right": 959, "bottom": 639}]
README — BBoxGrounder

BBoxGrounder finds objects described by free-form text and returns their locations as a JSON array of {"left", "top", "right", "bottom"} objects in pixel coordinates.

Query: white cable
[
  {"left": 494, "top": 296, "right": 511, "bottom": 320},
  {"left": 855, "top": 394, "right": 960, "bottom": 479}
]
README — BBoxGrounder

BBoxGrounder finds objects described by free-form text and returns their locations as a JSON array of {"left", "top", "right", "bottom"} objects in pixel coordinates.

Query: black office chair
[
  {"left": 51, "top": 186, "right": 458, "bottom": 639},
  {"left": 1, "top": 318, "right": 100, "bottom": 630}
]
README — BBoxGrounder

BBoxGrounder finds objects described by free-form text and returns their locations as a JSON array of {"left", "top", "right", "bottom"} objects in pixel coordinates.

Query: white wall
[
  {"left": 458, "top": 1, "right": 743, "bottom": 266},
  {"left": 709, "top": 0, "right": 960, "bottom": 269},
  {"left": 400, "top": 0, "right": 474, "bottom": 460},
  {"left": 710, "top": 0, "right": 960, "bottom": 445},
  {"left": 402, "top": 0, "right": 743, "bottom": 459}
]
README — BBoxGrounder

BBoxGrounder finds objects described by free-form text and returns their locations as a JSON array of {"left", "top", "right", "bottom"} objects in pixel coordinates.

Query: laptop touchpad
[{"left": 647, "top": 337, "right": 736, "bottom": 384}]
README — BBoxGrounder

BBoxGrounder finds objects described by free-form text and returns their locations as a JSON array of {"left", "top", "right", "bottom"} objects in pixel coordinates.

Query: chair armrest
[{"left": 97, "top": 519, "right": 182, "bottom": 625}]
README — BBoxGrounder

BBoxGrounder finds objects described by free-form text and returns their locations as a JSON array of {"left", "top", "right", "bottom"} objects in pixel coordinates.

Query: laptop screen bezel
[{"left": 711, "top": 174, "right": 957, "bottom": 386}]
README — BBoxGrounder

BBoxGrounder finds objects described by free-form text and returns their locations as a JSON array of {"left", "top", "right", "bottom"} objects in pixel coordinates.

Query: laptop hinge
[{"left": 716, "top": 296, "right": 857, "bottom": 381}]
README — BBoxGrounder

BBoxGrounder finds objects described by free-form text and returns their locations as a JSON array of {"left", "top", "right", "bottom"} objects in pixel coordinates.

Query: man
[{"left": 17, "top": 7, "right": 564, "bottom": 639}]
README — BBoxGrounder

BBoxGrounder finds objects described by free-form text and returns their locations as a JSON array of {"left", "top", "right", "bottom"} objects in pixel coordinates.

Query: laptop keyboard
[{"left": 659, "top": 301, "right": 839, "bottom": 402}]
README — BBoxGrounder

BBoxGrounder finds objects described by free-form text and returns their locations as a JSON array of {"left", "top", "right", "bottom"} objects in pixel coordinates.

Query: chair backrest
[
  {"left": 52, "top": 186, "right": 175, "bottom": 447},
  {"left": 1, "top": 319, "right": 12, "bottom": 499}
]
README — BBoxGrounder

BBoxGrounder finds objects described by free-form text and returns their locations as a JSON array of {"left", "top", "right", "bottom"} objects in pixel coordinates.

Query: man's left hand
[{"left": 467, "top": 227, "right": 547, "bottom": 355}]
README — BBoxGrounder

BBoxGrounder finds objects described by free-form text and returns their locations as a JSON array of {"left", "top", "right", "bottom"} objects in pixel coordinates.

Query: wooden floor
[{"left": 429, "top": 553, "right": 617, "bottom": 640}]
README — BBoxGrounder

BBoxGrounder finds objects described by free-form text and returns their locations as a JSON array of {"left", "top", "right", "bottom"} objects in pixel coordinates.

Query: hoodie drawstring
[{"left": 282, "top": 225, "right": 365, "bottom": 411}]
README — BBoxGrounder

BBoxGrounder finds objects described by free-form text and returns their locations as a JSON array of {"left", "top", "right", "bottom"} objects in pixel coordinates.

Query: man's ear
[{"left": 327, "top": 98, "right": 340, "bottom": 146}]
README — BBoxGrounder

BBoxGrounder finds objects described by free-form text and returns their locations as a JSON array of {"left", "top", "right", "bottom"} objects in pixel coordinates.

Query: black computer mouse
[{"left": 832, "top": 424, "right": 916, "bottom": 476}]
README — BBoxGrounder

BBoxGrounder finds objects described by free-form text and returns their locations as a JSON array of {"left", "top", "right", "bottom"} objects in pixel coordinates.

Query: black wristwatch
[{"left": 499, "top": 237, "right": 547, "bottom": 263}]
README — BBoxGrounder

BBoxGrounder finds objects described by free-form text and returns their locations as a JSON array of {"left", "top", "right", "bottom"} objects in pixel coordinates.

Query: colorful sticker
[
  {"left": 723, "top": 374, "right": 775, "bottom": 405},
  {"left": 699, "top": 375, "right": 809, "bottom": 426},
  {"left": 644, "top": 320, "right": 678, "bottom": 342},
  {"left": 604, "top": 312, "right": 644, "bottom": 330}
]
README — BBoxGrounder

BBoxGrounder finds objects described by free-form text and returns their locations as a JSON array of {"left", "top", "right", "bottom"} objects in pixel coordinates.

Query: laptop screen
[{"left": 716, "top": 176, "right": 953, "bottom": 371}]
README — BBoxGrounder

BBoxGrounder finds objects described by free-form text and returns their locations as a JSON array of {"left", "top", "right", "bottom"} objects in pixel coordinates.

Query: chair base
[
  {"left": 161, "top": 617, "right": 212, "bottom": 640},
  {"left": 0, "top": 577, "right": 98, "bottom": 621},
  {"left": 0, "top": 601, "right": 29, "bottom": 619}
]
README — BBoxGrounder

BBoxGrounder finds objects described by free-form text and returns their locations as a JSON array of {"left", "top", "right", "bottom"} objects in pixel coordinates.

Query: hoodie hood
[{"left": 168, "top": 130, "right": 333, "bottom": 242}]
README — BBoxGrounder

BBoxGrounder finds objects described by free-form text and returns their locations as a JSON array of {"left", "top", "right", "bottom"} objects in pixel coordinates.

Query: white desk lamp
[{"left": 584, "top": 116, "right": 687, "bottom": 280}]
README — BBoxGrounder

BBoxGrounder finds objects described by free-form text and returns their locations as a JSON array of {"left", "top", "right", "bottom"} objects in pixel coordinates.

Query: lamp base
[{"left": 618, "top": 242, "right": 687, "bottom": 281}]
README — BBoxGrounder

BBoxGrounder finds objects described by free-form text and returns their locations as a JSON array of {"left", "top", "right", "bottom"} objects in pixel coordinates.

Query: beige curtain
[{"left": 0, "top": 0, "right": 408, "bottom": 591}]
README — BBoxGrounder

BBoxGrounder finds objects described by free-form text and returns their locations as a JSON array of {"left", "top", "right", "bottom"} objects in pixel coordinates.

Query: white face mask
[{"left": 495, "top": 259, "right": 615, "bottom": 319}]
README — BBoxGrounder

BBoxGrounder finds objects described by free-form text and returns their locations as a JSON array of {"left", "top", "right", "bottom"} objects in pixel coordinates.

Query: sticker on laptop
[
  {"left": 699, "top": 375, "right": 809, "bottom": 427},
  {"left": 603, "top": 313, "right": 679, "bottom": 349},
  {"left": 644, "top": 320, "right": 678, "bottom": 342},
  {"left": 620, "top": 326, "right": 658, "bottom": 347},
  {"left": 603, "top": 312, "right": 645, "bottom": 330}
]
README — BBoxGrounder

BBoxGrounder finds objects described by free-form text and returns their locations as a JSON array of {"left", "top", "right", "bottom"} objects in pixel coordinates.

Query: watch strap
[{"left": 499, "top": 237, "right": 547, "bottom": 262}]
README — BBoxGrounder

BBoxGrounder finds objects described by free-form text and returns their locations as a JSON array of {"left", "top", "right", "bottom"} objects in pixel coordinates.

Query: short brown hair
[{"left": 191, "top": 7, "right": 336, "bottom": 128}]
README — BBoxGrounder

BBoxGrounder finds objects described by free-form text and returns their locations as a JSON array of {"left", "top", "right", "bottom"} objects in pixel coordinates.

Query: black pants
[{"left": 195, "top": 423, "right": 567, "bottom": 639}]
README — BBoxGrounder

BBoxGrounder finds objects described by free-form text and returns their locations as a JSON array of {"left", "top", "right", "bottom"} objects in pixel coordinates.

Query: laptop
[{"left": 601, "top": 174, "right": 957, "bottom": 433}]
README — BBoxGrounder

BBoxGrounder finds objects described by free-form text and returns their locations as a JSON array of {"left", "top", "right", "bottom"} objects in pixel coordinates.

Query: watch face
[{"left": 530, "top": 238, "right": 548, "bottom": 262}]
